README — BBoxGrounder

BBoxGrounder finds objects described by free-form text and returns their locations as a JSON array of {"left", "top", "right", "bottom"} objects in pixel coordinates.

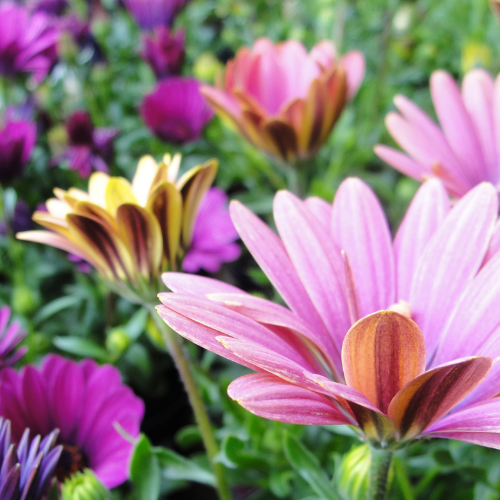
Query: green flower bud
[
  {"left": 61, "top": 469, "right": 109, "bottom": 500},
  {"left": 337, "top": 444, "right": 370, "bottom": 500},
  {"left": 106, "top": 327, "right": 131, "bottom": 356}
]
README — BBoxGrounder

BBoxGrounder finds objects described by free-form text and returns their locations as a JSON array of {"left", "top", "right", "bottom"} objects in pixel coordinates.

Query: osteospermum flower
[
  {"left": 139, "top": 27, "right": 185, "bottom": 79},
  {"left": 123, "top": 0, "right": 189, "bottom": 30},
  {"left": 157, "top": 178, "right": 500, "bottom": 449},
  {"left": 17, "top": 153, "right": 217, "bottom": 302},
  {"left": 0, "top": 418, "right": 62, "bottom": 499},
  {"left": 0, "top": 2, "right": 59, "bottom": 82},
  {"left": 376, "top": 69, "right": 500, "bottom": 197},
  {"left": 0, "top": 355, "right": 144, "bottom": 488},
  {"left": 141, "top": 77, "right": 214, "bottom": 144},
  {"left": 55, "top": 111, "right": 119, "bottom": 178},
  {"left": 0, "top": 306, "right": 27, "bottom": 368},
  {"left": 201, "top": 38, "right": 365, "bottom": 164},
  {"left": 183, "top": 187, "right": 240, "bottom": 273},
  {"left": 0, "top": 114, "right": 36, "bottom": 185}
]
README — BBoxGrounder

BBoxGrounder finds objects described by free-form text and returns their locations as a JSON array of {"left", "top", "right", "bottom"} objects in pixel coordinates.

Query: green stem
[
  {"left": 369, "top": 447, "right": 393, "bottom": 500},
  {"left": 285, "top": 163, "right": 309, "bottom": 198},
  {"left": 146, "top": 304, "right": 232, "bottom": 500}
]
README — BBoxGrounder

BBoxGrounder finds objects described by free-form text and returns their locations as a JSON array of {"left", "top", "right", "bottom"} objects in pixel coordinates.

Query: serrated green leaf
[
  {"left": 130, "top": 434, "right": 160, "bottom": 500},
  {"left": 283, "top": 432, "right": 342, "bottom": 500}
]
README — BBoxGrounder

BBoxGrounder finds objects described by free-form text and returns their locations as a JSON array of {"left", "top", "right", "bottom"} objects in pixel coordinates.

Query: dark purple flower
[
  {"left": 183, "top": 188, "right": 240, "bottom": 273},
  {"left": 31, "top": 0, "right": 69, "bottom": 16},
  {"left": 0, "top": 200, "right": 34, "bottom": 237},
  {"left": 140, "top": 27, "right": 185, "bottom": 79},
  {"left": 57, "top": 111, "right": 118, "bottom": 178},
  {"left": 0, "top": 355, "right": 144, "bottom": 488},
  {"left": 123, "top": 0, "right": 189, "bottom": 30},
  {"left": 0, "top": 2, "right": 59, "bottom": 82},
  {"left": 0, "top": 418, "right": 62, "bottom": 500},
  {"left": 0, "top": 116, "right": 36, "bottom": 185},
  {"left": 0, "top": 306, "right": 27, "bottom": 368},
  {"left": 141, "top": 77, "right": 213, "bottom": 144}
]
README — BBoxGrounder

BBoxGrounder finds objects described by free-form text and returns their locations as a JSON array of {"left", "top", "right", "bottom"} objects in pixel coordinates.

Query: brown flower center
[{"left": 55, "top": 443, "right": 89, "bottom": 482}]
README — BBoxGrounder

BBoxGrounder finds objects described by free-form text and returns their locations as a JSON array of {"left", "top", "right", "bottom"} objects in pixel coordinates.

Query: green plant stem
[
  {"left": 285, "top": 163, "right": 309, "bottom": 198},
  {"left": 146, "top": 304, "right": 232, "bottom": 500},
  {"left": 369, "top": 447, "right": 393, "bottom": 500}
]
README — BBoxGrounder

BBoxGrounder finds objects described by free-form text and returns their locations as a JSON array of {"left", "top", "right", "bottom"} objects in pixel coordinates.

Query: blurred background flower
[
  {"left": 54, "top": 110, "right": 118, "bottom": 178},
  {"left": 201, "top": 38, "right": 365, "bottom": 165},
  {"left": 141, "top": 77, "right": 213, "bottom": 144},
  {"left": 122, "top": 0, "right": 190, "bottom": 30},
  {"left": 0, "top": 306, "right": 27, "bottom": 369},
  {"left": 0, "top": 355, "right": 144, "bottom": 488},
  {"left": 0, "top": 2, "right": 59, "bottom": 83},
  {"left": 0, "top": 419, "right": 62, "bottom": 500},
  {"left": 376, "top": 69, "right": 500, "bottom": 197},
  {"left": 183, "top": 187, "right": 240, "bottom": 273},
  {"left": 140, "top": 27, "right": 185, "bottom": 79},
  {"left": 0, "top": 113, "right": 36, "bottom": 185}
]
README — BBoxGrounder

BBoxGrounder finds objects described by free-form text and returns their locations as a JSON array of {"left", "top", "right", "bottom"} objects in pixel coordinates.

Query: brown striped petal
[
  {"left": 319, "top": 66, "right": 348, "bottom": 142},
  {"left": 298, "top": 77, "right": 327, "bottom": 155},
  {"left": 177, "top": 160, "right": 218, "bottom": 248},
  {"left": 261, "top": 119, "right": 298, "bottom": 163},
  {"left": 281, "top": 98, "right": 305, "bottom": 134},
  {"left": 67, "top": 214, "right": 135, "bottom": 283},
  {"left": 104, "top": 177, "right": 138, "bottom": 217},
  {"left": 342, "top": 311, "right": 427, "bottom": 414},
  {"left": 388, "top": 356, "right": 492, "bottom": 440},
  {"left": 116, "top": 204, "right": 162, "bottom": 280},
  {"left": 74, "top": 201, "right": 117, "bottom": 232},
  {"left": 146, "top": 181, "right": 182, "bottom": 269}
]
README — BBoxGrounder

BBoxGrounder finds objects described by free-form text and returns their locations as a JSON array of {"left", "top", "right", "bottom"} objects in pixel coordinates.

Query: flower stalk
[
  {"left": 146, "top": 304, "right": 232, "bottom": 500},
  {"left": 368, "top": 447, "right": 393, "bottom": 500}
]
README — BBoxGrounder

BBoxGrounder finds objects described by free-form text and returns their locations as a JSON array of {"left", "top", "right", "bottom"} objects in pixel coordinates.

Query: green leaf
[
  {"left": 34, "top": 295, "right": 81, "bottom": 324},
  {"left": 216, "top": 435, "right": 270, "bottom": 470},
  {"left": 154, "top": 447, "right": 215, "bottom": 486},
  {"left": 125, "top": 307, "right": 149, "bottom": 341},
  {"left": 283, "top": 432, "right": 342, "bottom": 500},
  {"left": 130, "top": 434, "right": 161, "bottom": 500},
  {"left": 53, "top": 336, "right": 109, "bottom": 362}
]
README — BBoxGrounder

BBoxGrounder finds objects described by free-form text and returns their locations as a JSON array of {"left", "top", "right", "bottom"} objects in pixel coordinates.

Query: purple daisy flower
[
  {"left": 0, "top": 2, "right": 59, "bottom": 83},
  {"left": 123, "top": 0, "right": 189, "bottom": 30},
  {"left": 0, "top": 355, "right": 144, "bottom": 488},
  {"left": 56, "top": 111, "right": 118, "bottom": 178},
  {"left": 0, "top": 418, "right": 62, "bottom": 500},
  {"left": 0, "top": 306, "right": 27, "bottom": 369},
  {"left": 183, "top": 188, "right": 240, "bottom": 273},
  {"left": 141, "top": 77, "right": 213, "bottom": 144},
  {"left": 140, "top": 27, "right": 185, "bottom": 79},
  {"left": 0, "top": 115, "right": 36, "bottom": 185}
]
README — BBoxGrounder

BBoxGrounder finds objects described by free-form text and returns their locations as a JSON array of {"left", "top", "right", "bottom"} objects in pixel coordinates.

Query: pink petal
[
  {"left": 274, "top": 191, "right": 349, "bottom": 372},
  {"left": 161, "top": 272, "right": 246, "bottom": 297},
  {"left": 423, "top": 399, "right": 500, "bottom": 449},
  {"left": 303, "top": 196, "right": 332, "bottom": 231},
  {"left": 227, "top": 373, "right": 351, "bottom": 425},
  {"left": 462, "top": 69, "right": 498, "bottom": 184},
  {"left": 394, "top": 179, "right": 450, "bottom": 301},
  {"left": 431, "top": 70, "right": 487, "bottom": 186},
  {"left": 409, "top": 182, "right": 498, "bottom": 358},
  {"left": 331, "top": 178, "right": 396, "bottom": 318},
  {"left": 230, "top": 200, "right": 333, "bottom": 351},
  {"left": 339, "top": 51, "right": 365, "bottom": 99}
]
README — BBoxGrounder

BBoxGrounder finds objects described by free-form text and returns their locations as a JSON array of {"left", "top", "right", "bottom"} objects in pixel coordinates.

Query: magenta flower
[
  {"left": 0, "top": 115, "right": 36, "bottom": 185},
  {"left": 56, "top": 111, "right": 118, "bottom": 178},
  {"left": 0, "top": 306, "right": 27, "bottom": 369},
  {"left": 376, "top": 69, "right": 500, "bottom": 198},
  {"left": 157, "top": 179, "right": 500, "bottom": 448},
  {"left": 183, "top": 187, "right": 240, "bottom": 274},
  {"left": 0, "top": 2, "right": 59, "bottom": 82},
  {"left": 123, "top": 0, "right": 189, "bottom": 30},
  {"left": 141, "top": 77, "right": 213, "bottom": 144},
  {"left": 0, "top": 355, "right": 144, "bottom": 487},
  {"left": 0, "top": 419, "right": 62, "bottom": 500},
  {"left": 139, "top": 27, "right": 185, "bottom": 79}
]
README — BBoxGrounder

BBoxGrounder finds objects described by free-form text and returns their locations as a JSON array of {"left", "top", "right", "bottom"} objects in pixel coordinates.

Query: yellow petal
[
  {"left": 105, "top": 177, "right": 138, "bottom": 217},
  {"left": 132, "top": 155, "right": 159, "bottom": 206},
  {"left": 46, "top": 198, "right": 72, "bottom": 219},
  {"left": 146, "top": 181, "right": 182, "bottom": 269},
  {"left": 89, "top": 172, "right": 111, "bottom": 208},
  {"left": 167, "top": 153, "right": 181, "bottom": 183}
]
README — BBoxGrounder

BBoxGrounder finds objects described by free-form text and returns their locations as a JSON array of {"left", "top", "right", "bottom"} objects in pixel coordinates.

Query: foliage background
[{"left": 3, "top": 0, "right": 500, "bottom": 498}]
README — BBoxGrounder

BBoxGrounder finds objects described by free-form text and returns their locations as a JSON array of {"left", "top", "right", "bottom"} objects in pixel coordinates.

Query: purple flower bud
[
  {"left": 141, "top": 77, "right": 213, "bottom": 144},
  {"left": 140, "top": 27, "right": 185, "bottom": 79},
  {"left": 123, "top": 0, "right": 190, "bottom": 30}
]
